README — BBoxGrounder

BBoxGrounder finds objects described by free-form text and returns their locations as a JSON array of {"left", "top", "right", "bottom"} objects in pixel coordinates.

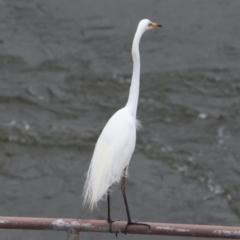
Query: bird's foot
[
  {"left": 124, "top": 220, "right": 150, "bottom": 234},
  {"left": 107, "top": 218, "right": 120, "bottom": 236}
]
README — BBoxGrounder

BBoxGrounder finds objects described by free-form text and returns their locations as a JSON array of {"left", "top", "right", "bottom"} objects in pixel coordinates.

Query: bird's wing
[{"left": 83, "top": 109, "right": 136, "bottom": 210}]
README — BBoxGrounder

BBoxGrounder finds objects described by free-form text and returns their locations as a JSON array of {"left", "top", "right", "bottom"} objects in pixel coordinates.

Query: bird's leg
[
  {"left": 121, "top": 166, "right": 150, "bottom": 234},
  {"left": 107, "top": 188, "right": 119, "bottom": 234},
  {"left": 107, "top": 188, "right": 114, "bottom": 232}
]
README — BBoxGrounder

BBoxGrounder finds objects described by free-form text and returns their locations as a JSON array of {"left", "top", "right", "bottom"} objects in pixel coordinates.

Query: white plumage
[
  {"left": 83, "top": 19, "right": 161, "bottom": 214},
  {"left": 83, "top": 108, "right": 136, "bottom": 210}
]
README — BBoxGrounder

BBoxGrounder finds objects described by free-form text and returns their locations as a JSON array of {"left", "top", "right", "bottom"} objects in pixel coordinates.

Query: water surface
[{"left": 0, "top": 1, "right": 240, "bottom": 239}]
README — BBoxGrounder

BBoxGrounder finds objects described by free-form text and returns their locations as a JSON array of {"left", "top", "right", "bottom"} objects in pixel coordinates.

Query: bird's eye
[{"left": 148, "top": 23, "right": 152, "bottom": 27}]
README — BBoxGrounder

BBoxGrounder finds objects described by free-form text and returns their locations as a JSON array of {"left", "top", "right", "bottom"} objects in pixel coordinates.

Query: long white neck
[{"left": 125, "top": 26, "right": 145, "bottom": 117}]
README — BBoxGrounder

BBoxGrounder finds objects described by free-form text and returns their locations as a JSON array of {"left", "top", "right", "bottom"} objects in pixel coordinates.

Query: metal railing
[{"left": 1, "top": 216, "right": 240, "bottom": 239}]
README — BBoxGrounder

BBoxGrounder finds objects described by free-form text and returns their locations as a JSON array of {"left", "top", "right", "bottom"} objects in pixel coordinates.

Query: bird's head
[{"left": 138, "top": 19, "right": 162, "bottom": 32}]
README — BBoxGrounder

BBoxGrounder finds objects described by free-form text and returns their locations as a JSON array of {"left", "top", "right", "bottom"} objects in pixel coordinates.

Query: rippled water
[{"left": 0, "top": 1, "right": 240, "bottom": 239}]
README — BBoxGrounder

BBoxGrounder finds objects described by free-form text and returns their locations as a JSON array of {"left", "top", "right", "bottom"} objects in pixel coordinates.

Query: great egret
[{"left": 83, "top": 19, "right": 162, "bottom": 233}]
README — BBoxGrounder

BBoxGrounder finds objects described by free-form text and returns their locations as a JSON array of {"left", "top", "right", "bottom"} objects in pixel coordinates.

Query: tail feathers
[
  {"left": 82, "top": 141, "right": 121, "bottom": 211},
  {"left": 82, "top": 167, "right": 127, "bottom": 211},
  {"left": 82, "top": 164, "right": 123, "bottom": 212},
  {"left": 82, "top": 171, "right": 104, "bottom": 211}
]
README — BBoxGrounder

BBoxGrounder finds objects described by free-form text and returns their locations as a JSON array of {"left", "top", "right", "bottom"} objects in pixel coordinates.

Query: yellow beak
[{"left": 150, "top": 22, "right": 162, "bottom": 28}]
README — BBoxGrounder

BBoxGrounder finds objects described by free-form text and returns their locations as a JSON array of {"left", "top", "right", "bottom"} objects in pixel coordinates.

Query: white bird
[{"left": 83, "top": 19, "right": 162, "bottom": 233}]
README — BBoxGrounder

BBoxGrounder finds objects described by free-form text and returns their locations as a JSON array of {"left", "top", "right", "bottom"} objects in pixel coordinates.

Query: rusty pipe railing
[{"left": 1, "top": 216, "right": 240, "bottom": 239}]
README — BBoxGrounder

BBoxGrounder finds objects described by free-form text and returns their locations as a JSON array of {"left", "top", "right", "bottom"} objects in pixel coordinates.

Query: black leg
[
  {"left": 107, "top": 188, "right": 114, "bottom": 232},
  {"left": 121, "top": 166, "right": 150, "bottom": 234},
  {"left": 107, "top": 188, "right": 119, "bottom": 236},
  {"left": 107, "top": 189, "right": 111, "bottom": 222}
]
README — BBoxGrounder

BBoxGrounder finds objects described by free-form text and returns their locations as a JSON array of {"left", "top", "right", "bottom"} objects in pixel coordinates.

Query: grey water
[{"left": 0, "top": 0, "right": 240, "bottom": 239}]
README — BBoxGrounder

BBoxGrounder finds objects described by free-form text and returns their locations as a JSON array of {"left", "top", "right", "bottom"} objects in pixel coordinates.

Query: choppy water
[{"left": 0, "top": 0, "right": 240, "bottom": 239}]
